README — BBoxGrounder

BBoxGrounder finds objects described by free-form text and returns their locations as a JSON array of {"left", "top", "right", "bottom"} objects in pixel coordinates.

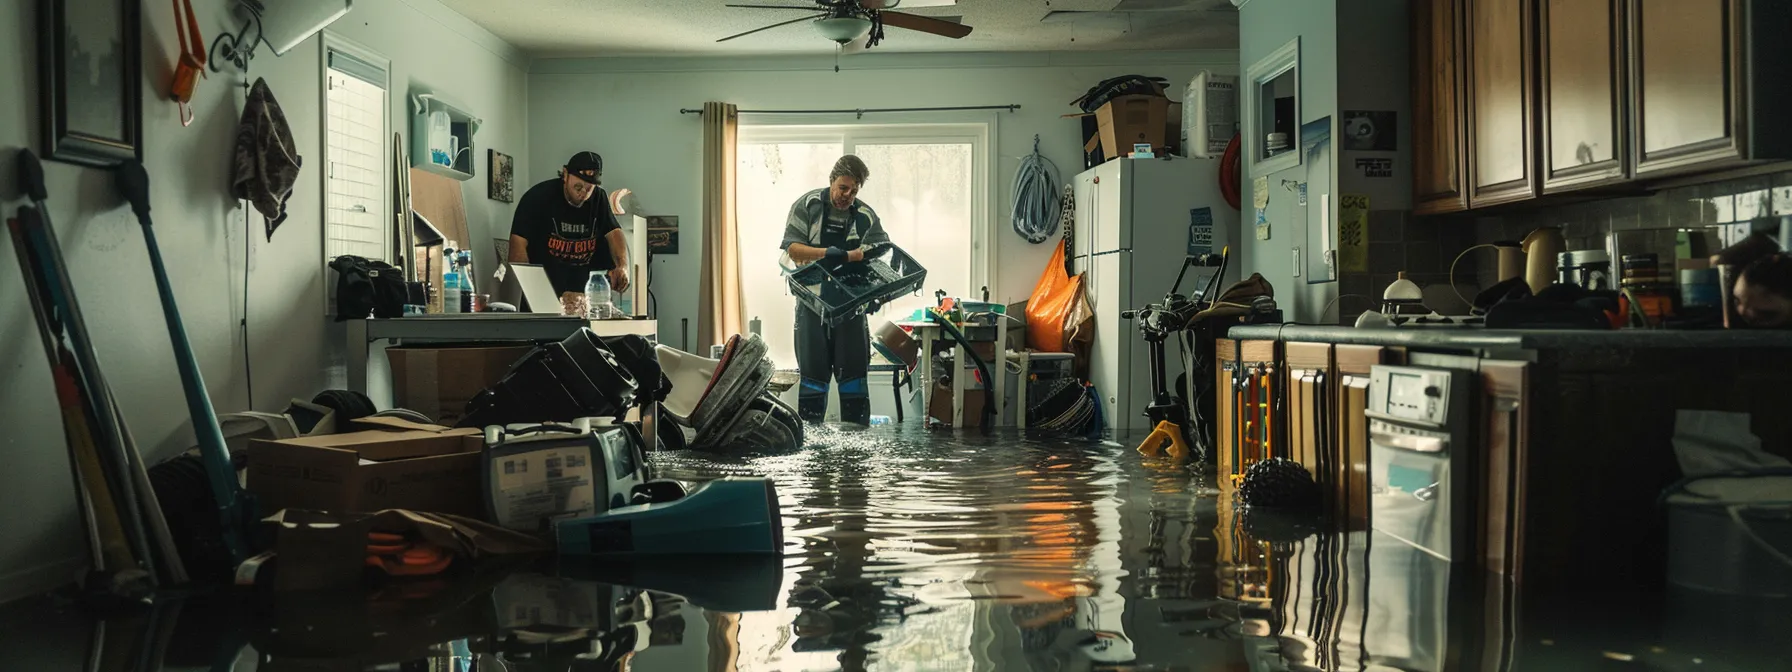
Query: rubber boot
[{"left": 798, "top": 379, "right": 829, "bottom": 424}]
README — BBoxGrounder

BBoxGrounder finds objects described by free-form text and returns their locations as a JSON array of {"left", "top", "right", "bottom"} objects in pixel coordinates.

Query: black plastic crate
[{"left": 786, "top": 244, "right": 927, "bottom": 327}]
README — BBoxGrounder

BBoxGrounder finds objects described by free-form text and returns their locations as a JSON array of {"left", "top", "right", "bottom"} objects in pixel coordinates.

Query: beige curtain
[{"left": 698, "top": 101, "right": 744, "bottom": 352}]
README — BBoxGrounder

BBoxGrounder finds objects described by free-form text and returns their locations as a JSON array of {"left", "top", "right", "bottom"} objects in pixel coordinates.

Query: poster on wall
[
  {"left": 488, "top": 150, "right": 515, "bottom": 203},
  {"left": 1341, "top": 110, "right": 1397, "bottom": 151},
  {"left": 1339, "top": 195, "right": 1370, "bottom": 274},
  {"left": 647, "top": 216, "right": 679, "bottom": 254},
  {"left": 39, "top": 0, "right": 143, "bottom": 166}
]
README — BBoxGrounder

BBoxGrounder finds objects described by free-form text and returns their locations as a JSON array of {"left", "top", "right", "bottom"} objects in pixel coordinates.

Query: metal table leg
[{"left": 347, "top": 319, "right": 370, "bottom": 395}]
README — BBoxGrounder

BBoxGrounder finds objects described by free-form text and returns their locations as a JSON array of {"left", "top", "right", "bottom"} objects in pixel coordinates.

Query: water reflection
[{"left": 3, "top": 427, "right": 1783, "bottom": 670}]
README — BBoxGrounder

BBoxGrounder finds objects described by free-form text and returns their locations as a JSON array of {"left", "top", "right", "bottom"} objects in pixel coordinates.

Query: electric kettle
[{"left": 1521, "top": 227, "right": 1565, "bottom": 294}]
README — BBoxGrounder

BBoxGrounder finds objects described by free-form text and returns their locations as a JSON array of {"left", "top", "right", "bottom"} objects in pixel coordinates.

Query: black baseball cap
[{"left": 565, "top": 151, "right": 603, "bottom": 184}]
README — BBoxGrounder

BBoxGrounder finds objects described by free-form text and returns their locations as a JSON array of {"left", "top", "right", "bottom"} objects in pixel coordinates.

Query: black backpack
[{"left": 329, "top": 255, "right": 407, "bottom": 321}]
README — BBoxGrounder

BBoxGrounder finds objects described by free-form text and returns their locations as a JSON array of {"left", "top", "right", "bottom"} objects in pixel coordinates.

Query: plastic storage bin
[{"left": 786, "top": 245, "right": 927, "bottom": 327}]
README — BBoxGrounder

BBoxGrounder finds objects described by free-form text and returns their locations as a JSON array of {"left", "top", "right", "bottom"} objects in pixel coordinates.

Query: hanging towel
[{"left": 232, "top": 77, "right": 302, "bottom": 239}]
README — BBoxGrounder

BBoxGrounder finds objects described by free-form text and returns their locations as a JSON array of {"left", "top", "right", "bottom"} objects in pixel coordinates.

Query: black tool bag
[{"left": 329, "top": 255, "right": 407, "bottom": 321}]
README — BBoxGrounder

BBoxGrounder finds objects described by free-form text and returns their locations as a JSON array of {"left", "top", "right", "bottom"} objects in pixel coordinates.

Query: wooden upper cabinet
[
  {"left": 1465, "top": 0, "right": 1538, "bottom": 208},
  {"left": 1630, "top": 0, "right": 1740, "bottom": 175},
  {"left": 1412, "top": 0, "right": 1469, "bottom": 215},
  {"left": 1540, "top": 0, "right": 1628, "bottom": 192}
]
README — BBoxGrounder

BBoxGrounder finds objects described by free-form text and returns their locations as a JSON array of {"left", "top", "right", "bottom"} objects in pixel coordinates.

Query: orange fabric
[{"left": 1026, "top": 240, "right": 1085, "bottom": 353}]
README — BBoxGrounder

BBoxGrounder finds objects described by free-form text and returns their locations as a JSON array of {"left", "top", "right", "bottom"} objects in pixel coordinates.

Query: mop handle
[
  {"left": 115, "top": 158, "right": 249, "bottom": 562},
  {"left": 139, "top": 222, "right": 246, "bottom": 555}
]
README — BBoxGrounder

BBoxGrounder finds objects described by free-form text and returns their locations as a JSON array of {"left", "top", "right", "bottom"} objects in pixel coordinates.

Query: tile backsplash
[{"left": 1450, "top": 169, "right": 1792, "bottom": 293}]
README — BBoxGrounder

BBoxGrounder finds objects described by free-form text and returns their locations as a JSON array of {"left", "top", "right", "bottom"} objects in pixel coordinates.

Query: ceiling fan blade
[
  {"left": 725, "top": 4, "right": 828, "bottom": 10},
  {"left": 861, "top": 0, "right": 958, "bottom": 9},
  {"left": 717, "top": 14, "right": 820, "bottom": 42},
  {"left": 880, "top": 11, "right": 972, "bottom": 38}
]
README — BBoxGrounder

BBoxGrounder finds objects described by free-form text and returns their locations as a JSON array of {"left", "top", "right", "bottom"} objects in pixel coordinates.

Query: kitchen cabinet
[
  {"left": 1284, "top": 343, "right": 1331, "bottom": 474},
  {"left": 1332, "top": 345, "right": 1388, "bottom": 531},
  {"left": 1464, "top": 0, "right": 1538, "bottom": 208},
  {"left": 1477, "top": 361, "right": 1528, "bottom": 579},
  {"left": 1629, "top": 0, "right": 1792, "bottom": 177},
  {"left": 1539, "top": 0, "right": 1628, "bottom": 192},
  {"left": 1412, "top": 0, "right": 1469, "bottom": 215},
  {"left": 1220, "top": 339, "right": 1390, "bottom": 531},
  {"left": 1413, "top": 0, "right": 1792, "bottom": 208}
]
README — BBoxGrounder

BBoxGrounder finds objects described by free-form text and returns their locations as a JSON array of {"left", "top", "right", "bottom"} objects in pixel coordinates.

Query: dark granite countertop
[{"left": 1226, "top": 324, "right": 1792, "bottom": 350}]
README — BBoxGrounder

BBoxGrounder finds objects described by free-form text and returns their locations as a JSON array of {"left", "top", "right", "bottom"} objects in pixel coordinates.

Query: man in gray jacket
[{"left": 780, "top": 155, "right": 892, "bottom": 425}]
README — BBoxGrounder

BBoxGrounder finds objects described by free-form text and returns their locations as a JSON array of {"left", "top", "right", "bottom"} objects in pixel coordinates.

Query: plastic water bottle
[
  {"left": 451, "top": 265, "right": 473, "bottom": 315},
  {"left": 442, "top": 271, "right": 462, "bottom": 314},
  {"left": 584, "top": 271, "right": 614, "bottom": 320},
  {"left": 869, "top": 415, "right": 891, "bottom": 426}
]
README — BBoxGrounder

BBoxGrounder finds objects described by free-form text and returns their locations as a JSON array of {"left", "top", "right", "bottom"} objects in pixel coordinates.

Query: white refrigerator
[{"left": 1068, "top": 157, "right": 1240, "bottom": 433}]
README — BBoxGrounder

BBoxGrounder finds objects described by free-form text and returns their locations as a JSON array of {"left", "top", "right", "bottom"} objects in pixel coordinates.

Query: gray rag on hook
[{"left": 232, "top": 77, "right": 303, "bottom": 240}]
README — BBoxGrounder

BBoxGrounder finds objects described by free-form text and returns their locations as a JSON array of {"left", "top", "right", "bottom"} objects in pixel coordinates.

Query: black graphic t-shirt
[{"left": 509, "top": 178, "right": 621, "bottom": 295}]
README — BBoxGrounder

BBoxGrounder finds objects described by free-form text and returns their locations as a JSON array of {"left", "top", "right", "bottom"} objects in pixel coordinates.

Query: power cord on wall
[{"left": 242, "top": 207, "right": 255, "bottom": 410}]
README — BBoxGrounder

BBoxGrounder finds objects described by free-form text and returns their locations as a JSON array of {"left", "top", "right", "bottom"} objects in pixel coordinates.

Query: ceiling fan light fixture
[{"left": 813, "top": 15, "right": 873, "bottom": 44}]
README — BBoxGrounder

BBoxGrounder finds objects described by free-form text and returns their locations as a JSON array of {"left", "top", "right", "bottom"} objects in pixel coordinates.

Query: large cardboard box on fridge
[
  {"left": 388, "top": 345, "right": 535, "bottom": 425},
  {"left": 1095, "top": 95, "right": 1170, "bottom": 157},
  {"left": 246, "top": 416, "right": 486, "bottom": 517}
]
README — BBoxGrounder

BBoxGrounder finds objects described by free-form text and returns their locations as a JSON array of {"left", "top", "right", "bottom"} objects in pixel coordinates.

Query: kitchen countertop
[{"left": 1226, "top": 324, "right": 1792, "bottom": 350}]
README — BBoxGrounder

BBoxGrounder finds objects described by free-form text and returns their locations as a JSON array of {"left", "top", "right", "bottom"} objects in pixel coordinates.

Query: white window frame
[
  {"left": 737, "top": 116, "right": 998, "bottom": 299},
  {"left": 319, "top": 33, "right": 392, "bottom": 315}
]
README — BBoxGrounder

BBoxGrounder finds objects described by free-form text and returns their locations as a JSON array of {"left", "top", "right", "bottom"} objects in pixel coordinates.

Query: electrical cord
[
  {"left": 1449, "top": 243, "right": 1499, "bottom": 309},
  {"left": 1320, "top": 294, "right": 1374, "bottom": 324},
  {"left": 1011, "top": 135, "right": 1062, "bottom": 244},
  {"left": 242, "top": 207, "right": 255, "bottom": 410}
]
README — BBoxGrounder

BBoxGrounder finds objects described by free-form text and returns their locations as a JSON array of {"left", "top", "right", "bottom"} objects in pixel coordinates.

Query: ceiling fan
[{"left": 719, "top": 0, "right": 973, "bottom": 50}]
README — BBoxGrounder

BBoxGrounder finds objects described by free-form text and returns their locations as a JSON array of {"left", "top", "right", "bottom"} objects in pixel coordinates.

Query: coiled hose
[{"left": 1011, "top": 135, "right": 1062, "bottom": 244}]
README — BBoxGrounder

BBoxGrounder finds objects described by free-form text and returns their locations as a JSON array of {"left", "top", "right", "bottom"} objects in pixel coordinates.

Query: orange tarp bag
[{"left": 1025, "top": 241, "right": 1095, "bottom": 377}]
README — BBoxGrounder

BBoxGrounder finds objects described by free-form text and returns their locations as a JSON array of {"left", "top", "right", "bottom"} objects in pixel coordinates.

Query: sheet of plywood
[{"left": 408, "top": 168, "right": 469, "bottom": 249}]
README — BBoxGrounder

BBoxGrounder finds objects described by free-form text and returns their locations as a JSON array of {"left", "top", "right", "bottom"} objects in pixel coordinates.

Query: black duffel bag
[{"left": 329, "top": 255, "right": 407, "bottom": 321}]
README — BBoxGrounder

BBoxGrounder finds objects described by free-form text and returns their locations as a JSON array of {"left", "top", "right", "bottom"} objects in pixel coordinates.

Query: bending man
[{"left": 780, "top": 155, "right": 892, "bottom": 425}]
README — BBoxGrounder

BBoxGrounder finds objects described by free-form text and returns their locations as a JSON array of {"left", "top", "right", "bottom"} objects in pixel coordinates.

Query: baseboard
[{"left": 0, "top": 556, "right": 84, "bottom": 606}]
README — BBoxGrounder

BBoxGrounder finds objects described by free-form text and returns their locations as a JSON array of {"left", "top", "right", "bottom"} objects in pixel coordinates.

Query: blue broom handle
[{"left": 139, "top": 224, "right": 248, "bottom": 561}]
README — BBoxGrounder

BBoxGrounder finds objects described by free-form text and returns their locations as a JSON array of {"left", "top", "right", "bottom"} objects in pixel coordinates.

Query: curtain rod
[{"left": 680, "top": 104, "right": 1020, "bottom": 118}]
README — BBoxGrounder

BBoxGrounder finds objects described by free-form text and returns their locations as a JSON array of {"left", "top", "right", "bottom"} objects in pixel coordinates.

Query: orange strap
[{"left": 169, "top": 0, "right": 206, "bottom": 126}]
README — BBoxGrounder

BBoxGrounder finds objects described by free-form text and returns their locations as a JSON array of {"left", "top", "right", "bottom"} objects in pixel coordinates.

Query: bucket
[{"left": 1664, "top": 473, "right": 1792, "bottom": 597}]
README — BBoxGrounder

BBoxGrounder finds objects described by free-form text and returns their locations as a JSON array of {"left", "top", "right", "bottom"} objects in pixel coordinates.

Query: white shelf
[{"left": 410, "top": 92, "right": 482, "bottom": 181}]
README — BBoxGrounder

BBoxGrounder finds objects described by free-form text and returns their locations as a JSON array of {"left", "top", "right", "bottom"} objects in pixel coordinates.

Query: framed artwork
[
  {"left": 39, "top": 0, "right": 142, "bottom": 167},
  {"left": 646, "top": 216, "right": 679, "bottom": 255},
  {"left": 488, "top": 149, "right": 515, "bottom": 203}
]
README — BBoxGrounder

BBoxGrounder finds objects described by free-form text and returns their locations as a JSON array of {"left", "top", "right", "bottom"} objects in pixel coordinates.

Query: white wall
[
  {"left": 1239, "top": 0, "right": 1339, "bottom": 323},
  {"left": 527, "top": 50, "right": 1237, "bottom": 350},
  {"left": 0, "top": 0, "right": 529, "bottom": 602}
]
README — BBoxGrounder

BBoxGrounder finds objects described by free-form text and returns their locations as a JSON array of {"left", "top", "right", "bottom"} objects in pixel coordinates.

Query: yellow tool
[{"left": 1136, "top": 420, "right": 1192, "bottom": 460}]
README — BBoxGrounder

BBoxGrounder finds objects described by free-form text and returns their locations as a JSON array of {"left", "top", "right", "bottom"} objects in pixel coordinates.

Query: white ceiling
[{"left": 433, "top": 0, "right": 1240, "bottom": 58}]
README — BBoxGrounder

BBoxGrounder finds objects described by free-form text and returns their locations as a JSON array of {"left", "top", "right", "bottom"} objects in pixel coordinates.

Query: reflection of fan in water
[{"left": 719, "top": 0, "right": 972, "bottom": 51}]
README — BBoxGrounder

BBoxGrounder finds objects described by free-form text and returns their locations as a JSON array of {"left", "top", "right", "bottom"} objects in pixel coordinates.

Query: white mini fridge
[{"left": 1068, "top": 157, "right": 1240, "bottom": 433}]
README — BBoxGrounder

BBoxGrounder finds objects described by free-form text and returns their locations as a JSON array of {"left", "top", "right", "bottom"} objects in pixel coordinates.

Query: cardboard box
[
  {"left": 927, "top": 377, "right": 989, "bottom": 428},
  {"left": 388, "top": 345, "right": 535, "bottom": 425},
  {"left": 1096, "top": 95, "right": 1170, "bottom": 158},
  {"left": 247, "top": 416, "right": 486, "bottom": 517}
]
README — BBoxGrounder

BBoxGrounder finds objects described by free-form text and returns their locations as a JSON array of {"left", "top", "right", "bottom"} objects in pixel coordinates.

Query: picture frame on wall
[
  {"left": 488, "top": 149, "right": 515, "bottom": 203},
  {"left": 39, "top": 0, "right": 143, "bottom": 167}
]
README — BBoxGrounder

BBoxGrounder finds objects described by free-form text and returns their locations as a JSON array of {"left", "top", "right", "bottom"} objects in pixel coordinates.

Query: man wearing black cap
[{"left": 508, "top": 151, "right": 630, "bottom": 311}]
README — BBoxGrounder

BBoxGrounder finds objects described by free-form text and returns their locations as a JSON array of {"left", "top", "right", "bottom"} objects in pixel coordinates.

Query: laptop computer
[{"left": 507, "top": 263, "right": 563, "bottom": 314}]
